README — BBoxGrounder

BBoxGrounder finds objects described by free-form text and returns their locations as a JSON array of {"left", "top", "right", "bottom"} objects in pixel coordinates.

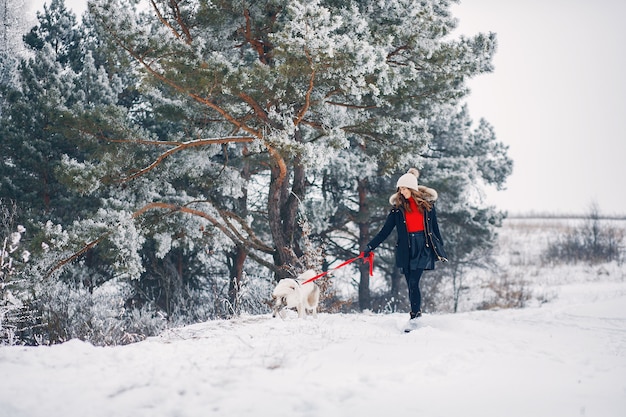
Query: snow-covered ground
[
  {"left": 1, "top": 281, "right": 625, "bottom": 417},
  {"left": 1, "top": 218, "right": 625, "bottom": 417}
]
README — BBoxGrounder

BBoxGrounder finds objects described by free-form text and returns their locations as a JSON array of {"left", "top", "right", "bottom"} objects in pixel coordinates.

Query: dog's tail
[{"left": 298, "top": 269, "right": 317, "bottom": 283}]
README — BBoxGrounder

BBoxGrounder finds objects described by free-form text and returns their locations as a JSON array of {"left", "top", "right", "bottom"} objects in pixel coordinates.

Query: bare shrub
[
  {"left": 477, "top": 272, "right": 532, "bottom": 310},
  {"left": 544, "top": 204, "right": 624, "bottom": 265}
]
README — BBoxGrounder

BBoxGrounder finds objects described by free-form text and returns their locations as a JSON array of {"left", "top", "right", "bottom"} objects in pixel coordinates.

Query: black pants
[
  {"left": 404, "top": 268, "right": 424, "bottom": 314},
  {"left": 404, "top": 231, "right": 429, "bottom": 314}
]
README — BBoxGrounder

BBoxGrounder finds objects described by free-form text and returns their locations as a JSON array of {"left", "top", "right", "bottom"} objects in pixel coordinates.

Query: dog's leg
[
  {"left": 297, "top": 305, "right": 304, "bottom": 318},
  {"left": 307, "top": 286, "right": 320, "bottom": 319}
]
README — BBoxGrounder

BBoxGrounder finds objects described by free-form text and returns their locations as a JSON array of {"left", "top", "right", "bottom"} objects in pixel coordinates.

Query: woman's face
[{"left": 399, "top": 187, "right": 412, "bottom": 200}]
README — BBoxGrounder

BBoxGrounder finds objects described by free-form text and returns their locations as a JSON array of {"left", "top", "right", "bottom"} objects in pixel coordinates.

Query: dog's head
[
  {"left": 273, "top": 295, "right": 287, "bottom": 308},
  {"left": 271, "top": 278, "right": 299, "bottom": 313},
  {"left": 271, "top": 292, "right": 291, "bottom": 318}
]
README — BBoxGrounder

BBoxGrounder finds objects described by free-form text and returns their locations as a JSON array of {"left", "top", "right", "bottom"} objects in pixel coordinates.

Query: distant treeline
[{"left": 506, "top": 211, "right": 626, "bottom": 221}]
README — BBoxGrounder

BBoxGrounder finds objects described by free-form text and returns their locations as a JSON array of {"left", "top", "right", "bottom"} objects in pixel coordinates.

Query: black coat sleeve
[{"left": 366, "top": 209, "right": 398, "bottom": 251}]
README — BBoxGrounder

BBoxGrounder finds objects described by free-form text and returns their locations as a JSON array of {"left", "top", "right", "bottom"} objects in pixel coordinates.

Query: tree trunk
[
  {"left": 228, "top": 158, "right": 250, "bottom": 306},
  {"left": 357, "top": 178, "right": 371, "bottom": 310},
  {"left": 285, "top": 154, "right": 306, "bottom": 259},
  {"left": 268, "top": 161, "right": 294, "bottom": 279},
  {"left": 452, "top": 264, "right": 461, "bottom": 313},
  {"left": 267, "top": 134, "right": 306, "bottom": 280},
  {"left": 227, "top": 245, "right": 247, "bottom": 311}
]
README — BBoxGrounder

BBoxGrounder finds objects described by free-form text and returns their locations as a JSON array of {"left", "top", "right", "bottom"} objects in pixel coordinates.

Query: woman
[{"left": 365, "top": 168, "right": 447, "bottom": 330}]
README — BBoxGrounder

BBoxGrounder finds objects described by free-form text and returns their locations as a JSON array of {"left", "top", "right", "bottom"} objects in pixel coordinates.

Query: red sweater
[{"left": 405, "top": 199, "right": 425, "bottom": 232}]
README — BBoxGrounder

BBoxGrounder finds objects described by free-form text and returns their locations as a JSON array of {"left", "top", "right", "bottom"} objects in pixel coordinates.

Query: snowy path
[{"left": 1, "top": 281, "right": 625, "bottom": 417}]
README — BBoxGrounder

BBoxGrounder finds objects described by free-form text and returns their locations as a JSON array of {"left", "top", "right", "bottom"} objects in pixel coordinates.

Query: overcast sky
[
  {"left": 28, "top": 0, "right": 626, "bottom": 216},
  {"left": 451, "top": 0, "right": 626, "bottom": 216}
]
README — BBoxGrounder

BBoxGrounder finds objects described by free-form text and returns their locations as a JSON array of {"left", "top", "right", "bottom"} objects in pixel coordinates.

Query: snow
[{"left": 1, "top": 279, "right": 625, "bottom": 417}]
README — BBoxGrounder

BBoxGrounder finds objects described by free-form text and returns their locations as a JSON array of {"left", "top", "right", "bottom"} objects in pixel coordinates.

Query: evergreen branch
[
  {"left": 387, "top": 44, "right": 410, "bottom": 60},
  {"left": 299, "top": 120, "right": 324, "bottom": 130},
  {"left": 46, "top": 236, "right": 108, "bottom": 278},
  {"left": 105, "top": 138, "right": 183, "bottom": 146},
  {"left": 118, "top": 136, "right": 255, "bottom": 183},
  {"left": 101, "top": 18, "right": 289, "bottom": 205},
  {"left": 238, "top": 92, "right": 271, "bottom": 125},
  {"left": 387, "top": 45, "right": 425, "bottom": 70},
  {"left": 76, "top": 127, "right": 182, "bottom": 147},
  {"left": 150, "top": 0, "right": 182, "bottom": 41},
  {"left": 169, "top": 0, "right": 193, "bottom": 44},
  {"left": 325, "top": 101, "right": 378, "bottom": 110},
  {"left": 217, "top": 209, "right": 274, "bottom": 253},
  {"left": 46, "top": 202, "right": 274, "bottom": 278},
  {"left": 149, "top": 0, "right": 192, "bottom": 45},
  {"left": 240, "top": 8, "right": 272, "bottom": 65},
  {"left": 324, "top": 88, "right": 344, "bottom": 99},
  {"left": 294, "top": 47, "right": 316, "bottom": 127},
  {"left": 246, "top": 250, "right": 279, "bottom": 274},
  {"left": 111, "top": 31, "right": 261, "bottom": 140},
  {"left": 116, "top": 37, "right": 289, "bottom": 187}
]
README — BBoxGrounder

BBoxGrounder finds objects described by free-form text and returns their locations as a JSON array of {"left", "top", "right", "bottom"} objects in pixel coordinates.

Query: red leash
[{"left": 301, "top": 252, "right": 374, "bottom": 285}]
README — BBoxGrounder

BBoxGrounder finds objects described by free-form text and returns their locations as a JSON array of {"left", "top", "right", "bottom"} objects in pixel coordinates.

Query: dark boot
[{"left": 409, "top": 310, "right": 422, "bottom": 320}]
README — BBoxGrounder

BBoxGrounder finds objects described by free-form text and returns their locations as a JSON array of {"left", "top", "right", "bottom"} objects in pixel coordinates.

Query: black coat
[{"left": 367, "top": 203, "right": 448, "bottom": 271}]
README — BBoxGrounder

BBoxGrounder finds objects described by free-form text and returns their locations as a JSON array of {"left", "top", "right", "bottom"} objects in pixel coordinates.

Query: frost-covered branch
[
  {"left": 246, "top": 250, "right": 277, "bottom": 273},
  {"left": 293, "top": 47, "right": 316, "bottom": 127},
  {"left": 133, "top": 203, "right": 244, "bottom": 246},
  {"left": 100, "top": 25, "right": 290, "bottom": 187},
  {"left": 237, "top": 92, "right": 272, "bottom": 125},
  {"left": 238, "top": 8, "right": 273, "bottom": 65},
  {"left": 102, "top": 25, "right": 261, "bottom": 140},
  {"left": 46, "top": 201, "right": 274, "bottom": 277},
  {"left": 117, "top": 136, "right": 255, "bottom": 182},
  {"left": 387, "top": 45, "right": 423, "bottom": 68},
  {"left": 325, "top": 101, "right": 377, "bottom": 110},
  {"left": 217, "top": 209, "right": 273, "bottom": 253},
  {"left": 149, "top": 0, "right": 193, "bottom": 45},
  {"left": 45, "top": 235, "right": 106, "bottom": 278}
]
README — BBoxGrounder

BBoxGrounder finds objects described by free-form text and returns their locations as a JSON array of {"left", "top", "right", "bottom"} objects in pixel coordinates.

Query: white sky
[
  {"left": 29, "top": 0, "right": 626, "bottom": 216},
  {"left": 451, "top": 0, "right": 626, "bottom": 216}
]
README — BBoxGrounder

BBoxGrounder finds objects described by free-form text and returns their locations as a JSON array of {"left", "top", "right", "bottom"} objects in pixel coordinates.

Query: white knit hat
[{"left": 396, "top": 168, "right": 420, "bottom": 192}]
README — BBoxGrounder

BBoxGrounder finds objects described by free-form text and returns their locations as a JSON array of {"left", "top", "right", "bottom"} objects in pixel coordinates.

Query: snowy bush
[
  {"left": 25, "top": 276, "right": 166, "bottom": 346},
  {"left": 0, "top": 201, "right": 35, "bottom": 345},
  {"left": 544, "top": 207, "right": 624, "bottom": 265},
  {"left": 224, "top": 272, "right": 274, "bottom": 317}
]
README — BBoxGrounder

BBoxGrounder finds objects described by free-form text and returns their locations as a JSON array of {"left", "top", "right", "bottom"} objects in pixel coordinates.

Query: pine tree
[
  {"left": 82, "top": 0, "right": 498, "bottom": 287},
  {"left": 0, "top": 0, "right": 161, "bottom": 344},
  {"left": 23, "top": 0, "right": 84, "bottom": 71},
  {"left": 0, "top": 0, "right": 512, "bottom": 336},
  {"left": 0, "top": 0, "right": 30, "bottom": 116},
  {"left": 419, "top": 105, "right": 512, "bottom": 312}
]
